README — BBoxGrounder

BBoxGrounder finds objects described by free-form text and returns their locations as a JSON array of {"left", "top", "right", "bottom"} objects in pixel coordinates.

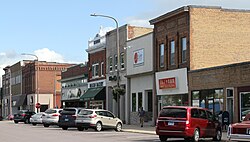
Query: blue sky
[{"left": 1, "top": 0, "right": 250, "bottom": 83}]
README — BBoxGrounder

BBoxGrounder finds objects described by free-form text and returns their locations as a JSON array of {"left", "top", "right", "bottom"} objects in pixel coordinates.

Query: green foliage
[{"left": 112, "top": 87, "right": 125, "bottom": 102}]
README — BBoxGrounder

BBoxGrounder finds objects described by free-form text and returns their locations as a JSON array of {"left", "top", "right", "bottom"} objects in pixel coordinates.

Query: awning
[
  {"left": 80, "top": 87, "right": 105, "bottom": 101},
  {"left": 12, "top": 94, "right": 27, "bottom": 107}
]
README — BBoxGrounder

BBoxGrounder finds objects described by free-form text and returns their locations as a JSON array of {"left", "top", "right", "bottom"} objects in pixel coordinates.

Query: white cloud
[{"left": 33, "top": 48, "right": 65, "bottom": 62}]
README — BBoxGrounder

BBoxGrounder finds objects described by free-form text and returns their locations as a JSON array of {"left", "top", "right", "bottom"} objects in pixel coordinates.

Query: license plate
[
  {"left": 47, "top": 116, "right": 50, "bottom": 118},
  {"left": 65, "top": 119, "right": 69, "bottom": 121},
  {"left": 168, "top": 121, "right": 174, "bottom": 126}
]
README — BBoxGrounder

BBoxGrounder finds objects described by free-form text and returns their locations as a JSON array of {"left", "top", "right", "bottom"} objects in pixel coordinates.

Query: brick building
[
  {"left": 82, "top": 28, "right": 107, "bottom": 109},
  {"left": 22, "top": 61, "right": 73, "bottom": 112},
  {"left": 106, "top": 24, "right": 152, "bottom": 123},
  {"left": 150, "top": 5, "right": 250, "bottom": 123},
  {"left": 60, "top": 63, "right": 88, "bottom": 108}
]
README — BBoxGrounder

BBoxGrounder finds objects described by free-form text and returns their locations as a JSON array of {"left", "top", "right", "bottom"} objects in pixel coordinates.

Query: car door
[
  {"left": 96, "top": 111, "right": 109, "bottom": 127},
  {"left": 206, "top": 110, "right": 216, "bottom": 137},
  {"left": 105, "top": 111, "right": 116, "bottom": 128},
  {"left": 198, "top": 109, "right": 209, "bottom": 137}
]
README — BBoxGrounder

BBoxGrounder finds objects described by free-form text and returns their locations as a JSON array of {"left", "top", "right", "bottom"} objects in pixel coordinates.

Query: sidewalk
[{"left": 122, "top": 124, "right": 228, "bottom": 141}]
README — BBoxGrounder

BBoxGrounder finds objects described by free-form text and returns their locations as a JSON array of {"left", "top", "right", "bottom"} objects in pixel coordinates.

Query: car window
[
  {"left": 199, "top": 109, "right": 207, "bottom": 119},
  {"left": 106, "top": 111, "right": 114, "bottom": 118},
  {"left": 191, "top": 109, "right": 199, "bottom": 118},
  {"left": 61, "top": 109, "right": 76, "bottom": 115},
  {"left": 206, "top": 110, "right": 213, "bottom": 120},
  {"left": 45, "top": 109, "right": 57, "bottom": 114},
  {"left": 159, "top": 108, "right": 187, "bottom": 118},
  {"left": 79, "top": 110, "right": 93, "bottom": 115}
]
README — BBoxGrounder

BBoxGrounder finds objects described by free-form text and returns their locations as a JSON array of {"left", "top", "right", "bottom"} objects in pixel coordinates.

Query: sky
[{"left": 1, "top": 0, "right": 250, "bottom": 86}]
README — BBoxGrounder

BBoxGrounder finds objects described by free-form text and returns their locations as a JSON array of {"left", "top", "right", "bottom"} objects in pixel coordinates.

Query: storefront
[
  {"left": 155, "top": 68, "right": 189, "bottom": 112},
  {"left": 189, "top": 62, "right": 250, "bottom": 123}
]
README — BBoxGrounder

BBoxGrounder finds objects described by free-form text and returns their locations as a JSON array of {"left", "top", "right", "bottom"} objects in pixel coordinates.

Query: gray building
[
  {"left": 126, "top": 32, "right": 154, "bottom": 125},
  {"left": 105, "top": 24, "right": 152, "bottom": 123}
]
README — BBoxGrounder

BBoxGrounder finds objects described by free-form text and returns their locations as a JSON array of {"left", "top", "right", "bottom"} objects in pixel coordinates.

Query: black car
[
  {"left": 14, "top": 110, "right": 36, "bottom": 124},
  {"left": 58, "top": 108, "right": 83, "bottom": 130}
]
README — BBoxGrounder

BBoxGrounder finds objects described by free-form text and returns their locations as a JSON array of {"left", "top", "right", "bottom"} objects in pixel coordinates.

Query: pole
[
  {"left": 90, "top": 14, "right": 120, "bottom": 117},
  {"left": 9, "top": 68, "right": 12, "bottom": 118},
  {"left": 54, "top": 70, "right": 57, "bottom": 108}
]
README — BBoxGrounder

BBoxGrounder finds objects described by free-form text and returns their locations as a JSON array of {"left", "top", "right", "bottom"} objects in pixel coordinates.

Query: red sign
[
  {"left": 134, "top": 52, "right": 138, "bottom": 64},
  {"left": 159, "top": 77, "right": 177, "bottom": 89},
  {"left": 35, "top": 103, "right": 41, "bottom": 108}
]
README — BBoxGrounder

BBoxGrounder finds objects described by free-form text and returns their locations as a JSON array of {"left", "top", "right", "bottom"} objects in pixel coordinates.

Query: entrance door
[{"left": 226, "top": 88, "right": 234, "bottom": 124}]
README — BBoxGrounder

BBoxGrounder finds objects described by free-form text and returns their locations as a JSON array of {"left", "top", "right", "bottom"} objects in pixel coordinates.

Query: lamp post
[
  {"left": 90, "top": 14, "right": 121, "bottom": 117},
  {"left": 21, "top": 53, "right": 39, "bottom": 112}
]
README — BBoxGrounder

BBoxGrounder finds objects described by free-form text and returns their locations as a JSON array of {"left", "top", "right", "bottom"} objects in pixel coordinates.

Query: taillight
[
  {"left": 72, "top": 115, "right": 77, "bottom": 119},
  {"left": 156, "top": 119, "right": 159, "bottom": 126},
  {"left": 21, "top": 114, "right": 26, "bottom": 117},
  {"left": 52, "top": 114, "right": 59, "bottom": 117},
  {"left": 89, "top": 115, "right": 97, "bottom": 118},
  {"left": 186, "top": 120, "right": 190, "bottom": 127}
]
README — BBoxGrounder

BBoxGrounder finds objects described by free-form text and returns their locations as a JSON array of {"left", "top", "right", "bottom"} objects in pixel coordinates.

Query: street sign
[{"left": 35, "top": 103, "right": 41, "bottom": 108}]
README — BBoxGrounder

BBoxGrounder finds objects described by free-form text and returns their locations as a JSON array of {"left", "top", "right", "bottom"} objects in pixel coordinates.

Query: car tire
[
  {"left": 159, "top": 135, "right": 168, "bottom": 142},
  {"left": 32, "top": 123, "right": 37, "bottom": 126},
  {"left": 213, "top": 129, "right": 222, "bottom": 141},
  {"left": 192, "top": 128, "right": 200, "bottom": 142},
  {"left": 77, "top": 127, "right": 84, "bottom": 131},
  {"left": 24, "top": 119, "right": 30, "bottom": 124},
  {"left": 62, "top": 127, "right": 68, "bottom": 130},
  {"left": 115, "top": 123, "right": 122, "bottom": 132},
  {"left": 14, "top": 120, "right": 18, "bottom": 124},
  {"left": 95, "top": 122, "right": 102, "bottom": 132},
  {"left": 43, "top": 124, "right": 50, "bottom": 127}
]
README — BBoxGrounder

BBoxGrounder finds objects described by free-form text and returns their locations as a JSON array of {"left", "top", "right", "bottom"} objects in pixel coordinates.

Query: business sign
[
  {"left": 159, "top": 77, "right": 177, "bottom": 89},
  {"left": 133, "top": 49, "right": 144, "bottom": 66}
]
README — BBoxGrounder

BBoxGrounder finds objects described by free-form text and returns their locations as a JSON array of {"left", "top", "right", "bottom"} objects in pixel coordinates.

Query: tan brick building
[{"left": 150, "top": 5, "right": 250, "bottom": 123}]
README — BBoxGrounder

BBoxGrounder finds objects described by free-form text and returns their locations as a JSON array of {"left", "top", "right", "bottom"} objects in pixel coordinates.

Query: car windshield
[
  {"left": 79, "top": 110, "right": 93, "bottom": 115},
  {"left": 159, "top": 108, "right": 187, "bottom": 118},
  {"left": 45, "top": 109, "right": 57, "bottom": 114},
  {"left": 61, "top": 109, "right": 76, "bottom": 115}
]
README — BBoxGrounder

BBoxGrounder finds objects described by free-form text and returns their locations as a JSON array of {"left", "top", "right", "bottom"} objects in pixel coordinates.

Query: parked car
[
  {"left": 156, "top": 106, "right": 222, "bottom": 142},
  {"left": 58, "top": 108, "right": 83, "bottom": 130},
  {"left": 227, "top": 113, "right": 250, "bottom": 141},
  {"left": 75, "top": 109, "right": 123, "bottom": 132},
  {"left": 42, "top": 108, "right": 62, "bottom": 127},
  {"left": 30, "top": 112, "right": 45, "bottom": 126},
  {"left": 13, "top": 110, "right": 36, "bottom": 124}
]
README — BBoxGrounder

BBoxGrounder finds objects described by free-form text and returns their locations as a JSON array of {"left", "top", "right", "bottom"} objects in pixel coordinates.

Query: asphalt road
[{"left": 0, "top": 121, "right": 236, "bottom": 142}]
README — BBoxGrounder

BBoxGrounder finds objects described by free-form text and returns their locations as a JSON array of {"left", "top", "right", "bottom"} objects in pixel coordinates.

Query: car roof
[{"left": 162, "top": 106, "right": 209, "bottom": 110}]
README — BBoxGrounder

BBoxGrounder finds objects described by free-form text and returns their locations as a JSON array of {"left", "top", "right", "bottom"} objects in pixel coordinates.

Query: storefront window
[
  {"left": 132, "top": 93, "right": 136, "bottom": 112},
  {"left": 192, "top": 89, "right": 223, "bottom": 114},
  {"left": 240, "top": 92, "right": 250, "bottom": 120},
  {"left": 138, "top": 92, "right": 142, "bottom": 111},
  {"left": 161, "top": 94, "right": 188, "bottom": 106}
]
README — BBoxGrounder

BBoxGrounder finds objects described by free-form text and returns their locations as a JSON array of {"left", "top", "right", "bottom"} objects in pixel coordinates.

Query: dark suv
[
  {"left": 156, "top": 106, "right": 222, "bottom": 142},
  {"left": 14, "top": 110, "right": 36, "bottom": 124},
  {"left": 58, "top": 108, "right": 83, "bottom": 130}
]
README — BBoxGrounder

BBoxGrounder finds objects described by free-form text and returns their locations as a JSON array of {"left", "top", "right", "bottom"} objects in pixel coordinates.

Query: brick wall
[{"left": 190, "top": 7, "right": 250, "bottom": 70}]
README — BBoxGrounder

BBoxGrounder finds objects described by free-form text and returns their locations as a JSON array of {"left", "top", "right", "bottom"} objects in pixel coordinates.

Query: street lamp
[
  {"left": 90, "top": 13, "right": 121, "bottom": 117},
  {"left": 21, "top": 53, "right": 39, "bottom": 112}
]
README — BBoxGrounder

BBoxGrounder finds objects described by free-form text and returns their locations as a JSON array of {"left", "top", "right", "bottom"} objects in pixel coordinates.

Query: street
[{"left": 0, "top": 121, "right": 234, "bottom": 142}]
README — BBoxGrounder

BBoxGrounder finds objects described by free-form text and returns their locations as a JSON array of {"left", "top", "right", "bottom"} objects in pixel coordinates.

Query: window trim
[
  {"left": 181, "top": 37, "right": 187, "bottom": 63},
  {"left": 159, "top": 43, "right": 165, "bottom": 68},
  {"left": 109, "top": 56, "right": 113, "bottom": 72},
  {"left": 120, "top": 52, "right": 125, "bottom": 70},
  {"left": 170, "top": 40, "right": 175, "bottom": 65}
]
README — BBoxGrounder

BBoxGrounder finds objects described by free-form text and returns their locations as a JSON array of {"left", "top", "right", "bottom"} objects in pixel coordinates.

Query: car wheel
[
  {"left": 192, "top": 128, "right": 200, "bottom": 142},
  {"left": 115, "top": 123, "right": 122, "bottom": 132},
  {"left": 62, "top": 127, "right": 68, "bottom": 130},
  {"left": 32, "top": 123, "right": 37, "bottom": 126},
  {"left": 159, "top": 135, "right": 168, "bottom": 142},
  {"left": 84, "top": 128, "right": 88, "bottom": 130},
  {"left": 14, "top": 120, "right": 18, "bottom": 124},
  {"left": 24, "top": 119, "right": 30, "bottom": 124},
  {"left": 43, "top": 124, "right": 50, "bottom": 127},
  {"left": 95, "top": 122, "right": 102, "bottom": 132},
  {"left": 213, "top": 129, "right": 222, "bottom": 141},
  {"left": 77, "top": 127, "right": 84, "bottom": 131}
]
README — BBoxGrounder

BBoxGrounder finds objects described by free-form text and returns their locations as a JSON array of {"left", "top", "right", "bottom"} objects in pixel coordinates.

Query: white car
[
  {"left": 75, "top": 109, "right": 123, "bottom": 132},
  {"left": 42, "top": 108, "right": 62, "bottom": 127},
  {"left": 30, "top": 112, "right": 45, "bottom": 126}
]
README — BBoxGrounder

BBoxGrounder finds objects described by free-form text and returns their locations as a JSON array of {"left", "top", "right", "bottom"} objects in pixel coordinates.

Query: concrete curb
[{"left": 121, "top": 129, "right": 156, "bottom": 135}]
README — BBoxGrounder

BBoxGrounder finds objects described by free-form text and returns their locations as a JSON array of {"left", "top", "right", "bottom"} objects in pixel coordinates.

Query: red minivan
[{"left": 156, "top": 106, "right": 222, "bottom": 142}]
